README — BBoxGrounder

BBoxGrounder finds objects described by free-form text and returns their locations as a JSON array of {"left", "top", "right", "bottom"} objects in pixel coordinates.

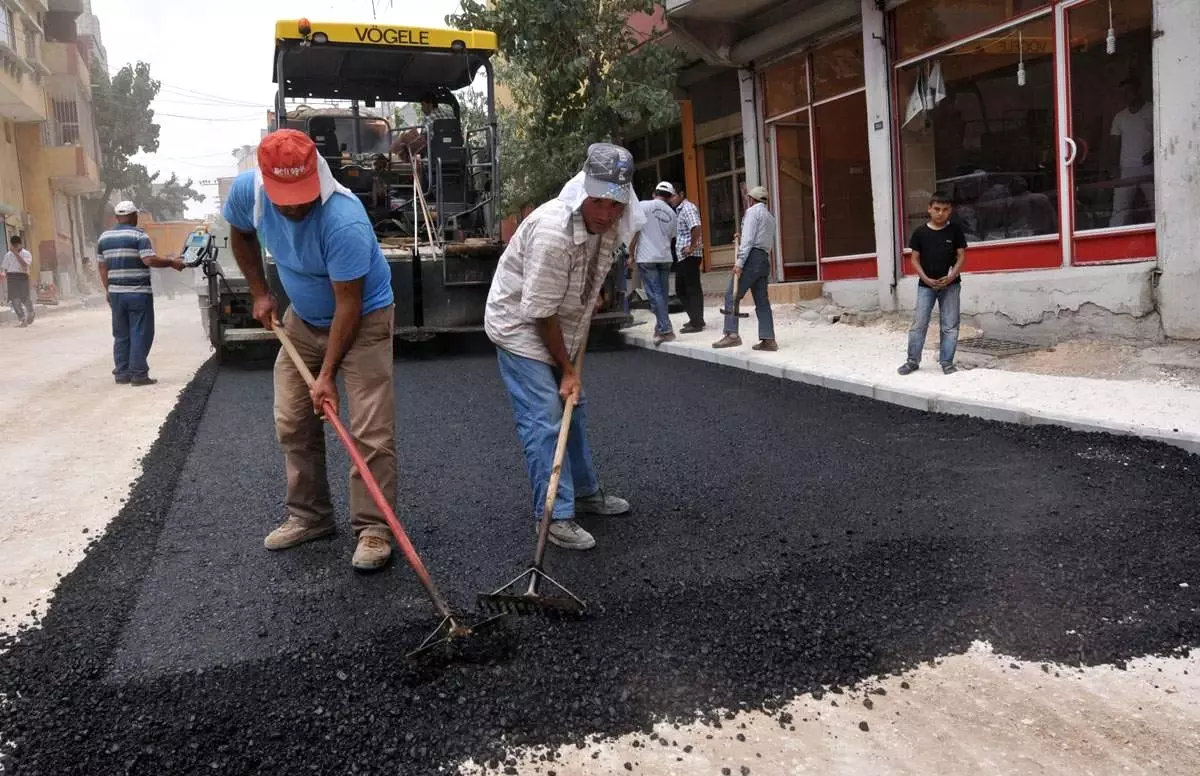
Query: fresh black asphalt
[{"left": 2, "top": 340, "right": 1199, "bottom": 774}]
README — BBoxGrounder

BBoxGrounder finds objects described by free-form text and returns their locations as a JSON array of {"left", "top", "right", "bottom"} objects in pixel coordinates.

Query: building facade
[
  {"left": 0, "top": 0, "right": 102, "bottom": 298},
  {"left": 665, "top": 0, "right": 1200, "bottom": 339}
]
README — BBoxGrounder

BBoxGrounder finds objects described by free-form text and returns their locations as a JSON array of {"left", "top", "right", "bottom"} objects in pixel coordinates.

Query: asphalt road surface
[{"left": 2, "top": 340, "right": 1198, "bottom": 775}]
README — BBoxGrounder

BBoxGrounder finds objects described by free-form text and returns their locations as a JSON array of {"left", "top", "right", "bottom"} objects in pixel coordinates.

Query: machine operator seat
[
  {"left": 427, "top": 116, "right": 469, "bottom": 207},
  {"left": 307, "top": 116, "right": 342, "bottom": 170}
]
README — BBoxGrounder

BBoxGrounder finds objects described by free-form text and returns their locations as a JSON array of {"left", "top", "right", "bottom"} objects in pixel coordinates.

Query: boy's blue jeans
[
  {"left": 906, "top": 282, "right": 961, "bottom": 366},
  {"left": 497, "top": 347, "right": 601, "bottom": 521}
]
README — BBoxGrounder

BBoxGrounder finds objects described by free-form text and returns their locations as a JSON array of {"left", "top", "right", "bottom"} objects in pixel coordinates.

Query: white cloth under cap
[
  {"left": 557, "top": 171, "right": 645, "bottom": 245},
  {"left": 252, "top": 155, "right": 355, "bottom": 229}
]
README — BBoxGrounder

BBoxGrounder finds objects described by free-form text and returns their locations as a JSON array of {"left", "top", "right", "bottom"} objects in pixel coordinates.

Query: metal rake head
[
  {"left": 477, "top": 567, "right": 587, "bottom": 619},
  {"left": 405, "top": 613, "right": 508, "bottom": 659}
]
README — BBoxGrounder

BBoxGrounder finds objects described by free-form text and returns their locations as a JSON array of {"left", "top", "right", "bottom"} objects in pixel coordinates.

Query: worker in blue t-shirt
[{"left": 223, "top": 128, "right": 396, "bottom": 573}]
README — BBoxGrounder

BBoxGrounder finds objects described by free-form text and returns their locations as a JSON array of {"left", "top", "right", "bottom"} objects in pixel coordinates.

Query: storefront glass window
[
  {"left": 894, "top": 0, "right": 1052, "bottom": 61},
  {"left": 773, "top": 115, "right": 818, "bottom": 270},
  {"left": 814, "top": 91, "right": 874, "bottom": 257},
  {"left": 1067, "top": 0, "right": 1154, "bottom": 230},
  {"left": 812, "top": 36, "right": 865, "bottom": 102},
  {"left": 703, "top": 134, "right": 745, "bottom": 247},
  {"left": 897, "top": 15, "right": 1058, "bottom": 243},
  {"left": 764, "top": 54, "right": 807, "bottom": 118},
  {"left": 629, "top": 124, "right": 685, "bottom": 200}
]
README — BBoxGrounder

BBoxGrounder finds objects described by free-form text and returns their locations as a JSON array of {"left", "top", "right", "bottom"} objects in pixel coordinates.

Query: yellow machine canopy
[{"left": 273, "top": 20, "right": 498, "bottom": 102}]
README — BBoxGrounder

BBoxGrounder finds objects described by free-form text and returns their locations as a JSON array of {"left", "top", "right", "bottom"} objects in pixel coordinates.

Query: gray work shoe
[
  {"left": 575, "top": 488, "right": 630, "bottom": 516},
  {"left": 897, "top": 361, "right": 919, "bottom": 376},
  {"left": 351, "top": 535, "right": 392, "bottom": 571},
  {"left": 712, "top": 334, "right": 742, "bottom": 349},
  {"left": 546, "top": 519, "right": 596, "bottom": 551},
  {"left": 264, "top": 517, "right": 336, "bottom": 550}
]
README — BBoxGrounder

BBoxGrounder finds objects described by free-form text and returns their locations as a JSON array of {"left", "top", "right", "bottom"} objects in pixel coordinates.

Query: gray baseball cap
[{"left": 582, "top": 142, "right": 635, "bottom": 204}]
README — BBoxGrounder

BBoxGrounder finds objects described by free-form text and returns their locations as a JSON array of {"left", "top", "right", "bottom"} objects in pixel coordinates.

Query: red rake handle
[{"left": 273, "top": 322, "right": 454, "bottom": 620}]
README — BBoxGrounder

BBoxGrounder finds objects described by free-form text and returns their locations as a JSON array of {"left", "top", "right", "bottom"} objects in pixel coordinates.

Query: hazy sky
[{"left": 92, "top": 0, "right": 466, "bottom": 219}]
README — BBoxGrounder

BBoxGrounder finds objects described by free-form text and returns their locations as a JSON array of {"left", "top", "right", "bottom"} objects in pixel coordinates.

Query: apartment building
[{"left": 0, "top": 0, "right": 101, "bottom": 296}]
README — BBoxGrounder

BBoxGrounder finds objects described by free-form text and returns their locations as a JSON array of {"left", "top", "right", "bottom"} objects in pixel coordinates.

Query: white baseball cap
[
  {"left": 654, "top": 181, "right": 676, "bottom": 196},
  {"left": 114, "top": 201, "right": 139, "bottom": 216},
  {"left": 747, "top": 186, "right": 769, "bottom": 202}
]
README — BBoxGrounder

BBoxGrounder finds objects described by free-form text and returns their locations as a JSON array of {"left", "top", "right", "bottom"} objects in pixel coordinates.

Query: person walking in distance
[
  {"left": 97, "top": 202, "right": 187, "bottom": 385},
  {"left": 670, "top": 183, "right": 705, "bottom": 333},
  {"left": 898, "top": 192, "right": 967, "bottom": 376},
  {"left": 2, "top": 235, "right": 35, "bottom": 327},
  {"left": 484, "top": 143, "right": 642, "bottom": 551},
  {"left": 713, "top": 185, "right": 778, "bottom": 351},
  {"left": 224, "top": 129, "right": 398, "bottom": 572},
  {"left": 627, "top": 181, "right": 678, "bottom": 345}
]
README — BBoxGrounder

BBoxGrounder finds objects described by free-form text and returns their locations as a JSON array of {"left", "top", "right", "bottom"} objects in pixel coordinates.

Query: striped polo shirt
[{"left": 97, "top": 224, "right": 155, "bottom": 294}]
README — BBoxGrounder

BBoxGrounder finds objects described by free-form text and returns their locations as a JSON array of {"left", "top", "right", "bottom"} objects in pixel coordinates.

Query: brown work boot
[
  {"left": 352, "top": 535, "right": 392, "bottom": 572},
  {"left": 712, "top": 334, "right": 742, "bottom": 349},
  {"left": 264, "top": 517, "right": 336, "bottom": 551},
  {"left": 753, "top": 339, "right": 779, "bottom": 352}
]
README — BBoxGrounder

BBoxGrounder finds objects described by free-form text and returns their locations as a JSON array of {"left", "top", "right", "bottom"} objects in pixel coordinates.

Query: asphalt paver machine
[{"left": 195, "top": 18, "right": 631, "bottom": 359}]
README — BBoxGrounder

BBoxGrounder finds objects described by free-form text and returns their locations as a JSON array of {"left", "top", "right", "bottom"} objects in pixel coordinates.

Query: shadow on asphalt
[{"left": 2, "top": 347, "right": 1199, "bottom": 774}]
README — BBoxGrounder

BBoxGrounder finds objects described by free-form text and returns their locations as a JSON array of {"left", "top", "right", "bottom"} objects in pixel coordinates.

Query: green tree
[
  {"left": 448, "top": 0, "right": 682, "bottom": 212},
  {"left": 87, "top": 60, "right": 161, "bottom": 236},
  {"left": 123, "top": 171, "right": 206, "bottom": 222}
]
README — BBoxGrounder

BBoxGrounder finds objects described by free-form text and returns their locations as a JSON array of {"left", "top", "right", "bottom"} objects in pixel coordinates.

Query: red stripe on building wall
[
  {"left": 1073, "top": 229, "right": 1157, "bottom": 264},
  {"left": 902, "top": 238, "right": 1061, "bottom": 275},
  {"left": 820, "top": 256, "right": 878, "bottom": 281}
]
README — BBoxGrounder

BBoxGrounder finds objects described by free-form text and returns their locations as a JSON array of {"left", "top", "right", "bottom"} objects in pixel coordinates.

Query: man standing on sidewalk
[
  {"left": 485, "top": 143, "right": 641, "bottom": 551},
  {"left": 627, "top": 181, "right": 678, "bottom": 345},
  {"left": 670, "top": 183, "right": 705, "bottom": 333},
  {"left": 2, "top": 235, "right": 35, "bottom": 327},
  {"left": 713, "top": 185, "right": 778, "bottom": 352},
  {"left": 97, "top": 202, "right": 187, "bottom": 385},
  {"left": 898, "top": 191, "right": 967, "bottom": 376},
  {"left": 224, "top": 129, "right": 398, "bottom": 572}
]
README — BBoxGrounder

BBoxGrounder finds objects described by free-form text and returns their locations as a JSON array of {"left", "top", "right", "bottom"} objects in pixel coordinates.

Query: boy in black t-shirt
[{"left": 898, "top": 192, "right": 967, "bottom": 376}]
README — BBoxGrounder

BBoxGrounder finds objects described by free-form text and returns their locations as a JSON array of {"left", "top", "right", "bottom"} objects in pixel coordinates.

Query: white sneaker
[{"left": 545, "top": 519, "right": 596, "bottom": 551}]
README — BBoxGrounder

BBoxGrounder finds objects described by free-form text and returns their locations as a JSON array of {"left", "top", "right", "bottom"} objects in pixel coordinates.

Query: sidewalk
[
  {"left": 622, "top": 302, "right": 1200, "bottom": 454},
  {"left": 0, "top": 293, "right": 107, "bottom": 326}
]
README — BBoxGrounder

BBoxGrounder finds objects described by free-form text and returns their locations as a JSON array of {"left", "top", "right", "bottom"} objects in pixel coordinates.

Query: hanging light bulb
[
  {"left": 1107, "top": 0, "right": 1117, "bottom": 54},
  {"left": 1017, "top": 30, "right": 1027, "bottom": 86}
]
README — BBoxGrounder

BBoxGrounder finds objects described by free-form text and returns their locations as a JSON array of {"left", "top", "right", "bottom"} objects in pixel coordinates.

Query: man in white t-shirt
[
  {"left": 627, "top": 181, "right": 679, "bottom": 345},
  {"left": 1109, "top": 78, "right": 1154, "bottom": 227},
  {"left": 2, "top": 234, "right": 35, "bottom": 327}
]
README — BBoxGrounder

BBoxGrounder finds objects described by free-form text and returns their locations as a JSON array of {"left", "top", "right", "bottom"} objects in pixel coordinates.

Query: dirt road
[{"left": 0, "top": 296, "right": 212, "bottom": 632}]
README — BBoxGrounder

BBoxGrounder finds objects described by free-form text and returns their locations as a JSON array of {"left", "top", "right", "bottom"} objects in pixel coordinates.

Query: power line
[{"left": 154, "top": 111, "right": 266, "bottom": 122}]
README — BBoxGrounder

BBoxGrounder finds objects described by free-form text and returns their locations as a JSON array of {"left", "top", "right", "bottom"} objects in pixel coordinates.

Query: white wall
[{"left": 1153, "top": 0, "right": 1200, "bottom": 338}]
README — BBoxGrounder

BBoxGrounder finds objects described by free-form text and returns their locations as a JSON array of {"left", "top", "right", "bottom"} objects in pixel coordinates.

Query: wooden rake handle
[
  {"left": 532, "top": 324, "right": 592, "bottom": 566},
  {"left": 272, "top": 321, "right": 454, "bottom": 620}
]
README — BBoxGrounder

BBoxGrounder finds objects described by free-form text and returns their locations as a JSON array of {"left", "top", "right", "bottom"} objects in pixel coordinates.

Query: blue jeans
[
  {"left": 497, "top": 347, "right": 601, "bottom": 522},
  {"left": 724, "top": 248, "right": 775, "bottom": 340},
  {"left": 639, "top": 262, "right": 673, "bottom": 335},
  {"left": 906, "top": 282, "right": 961, "bottom": 366},
  {"left": 111, "top": 293, "right": 156, "bottom": 380}
]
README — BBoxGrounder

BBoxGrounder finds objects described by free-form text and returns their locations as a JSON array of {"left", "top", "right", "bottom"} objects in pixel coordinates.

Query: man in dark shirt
[{"left": 898, "top": 192, "right": 967, "bottom": 376}]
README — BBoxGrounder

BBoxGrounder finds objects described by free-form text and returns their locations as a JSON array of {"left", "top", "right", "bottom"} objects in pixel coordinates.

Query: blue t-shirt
[{"left": 222, "top": 170, "right": 393, "bottom": 327}]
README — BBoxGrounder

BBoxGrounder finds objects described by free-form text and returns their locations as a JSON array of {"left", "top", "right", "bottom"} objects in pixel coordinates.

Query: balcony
[
  {"left": 42, "top": 40, "right": 87, "bottom": 86},
  {"left": 43, "top": 72, "right": 101, "bottom": 194},
  {"left": 665, "top": 0, "right": 858, "bottom": 66}
]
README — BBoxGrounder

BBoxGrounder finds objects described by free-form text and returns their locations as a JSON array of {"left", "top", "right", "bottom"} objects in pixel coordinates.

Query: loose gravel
[{"left": 2, "top": 342, "right": 1199, "bottom": 775}]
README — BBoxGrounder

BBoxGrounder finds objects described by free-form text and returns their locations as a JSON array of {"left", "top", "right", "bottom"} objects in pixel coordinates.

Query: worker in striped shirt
[
  {"left": 484, "top": 143, "right": 644, "bottom": 551},
  {"left": 97, "top": 201, "right": 186, "bottom": 386}
]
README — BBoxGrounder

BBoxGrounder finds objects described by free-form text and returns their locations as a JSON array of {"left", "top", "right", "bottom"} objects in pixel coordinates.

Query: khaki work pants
[{"left": 274, "top": 304, "right": 396, "bottom": 540}]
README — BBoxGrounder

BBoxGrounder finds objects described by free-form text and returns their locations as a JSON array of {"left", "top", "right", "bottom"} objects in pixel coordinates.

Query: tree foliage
[
  {"left": 123, "top": 171, "right": 206, "bottom": 223},
  {"left": 448, "top": 0, "right": 682, "bottom": 213},
  {"left": 86, "top": 61, "right": 205, "bottom": 234},
  {"left": 87, "top": 61, "right": 159, "bottom": 236}
]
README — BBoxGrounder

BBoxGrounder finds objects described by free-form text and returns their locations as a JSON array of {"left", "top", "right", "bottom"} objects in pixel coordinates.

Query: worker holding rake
[
  {"left": 484, "top": 143, "right": 644, "bottom": 551},
  {"left": 224, "top": 129, "right": 398, "bottom": 572}
]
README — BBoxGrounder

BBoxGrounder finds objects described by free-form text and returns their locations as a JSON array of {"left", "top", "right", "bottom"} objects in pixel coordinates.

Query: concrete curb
[{"left": 623, "top": 330, "right": 1200, "bottom": 456}]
